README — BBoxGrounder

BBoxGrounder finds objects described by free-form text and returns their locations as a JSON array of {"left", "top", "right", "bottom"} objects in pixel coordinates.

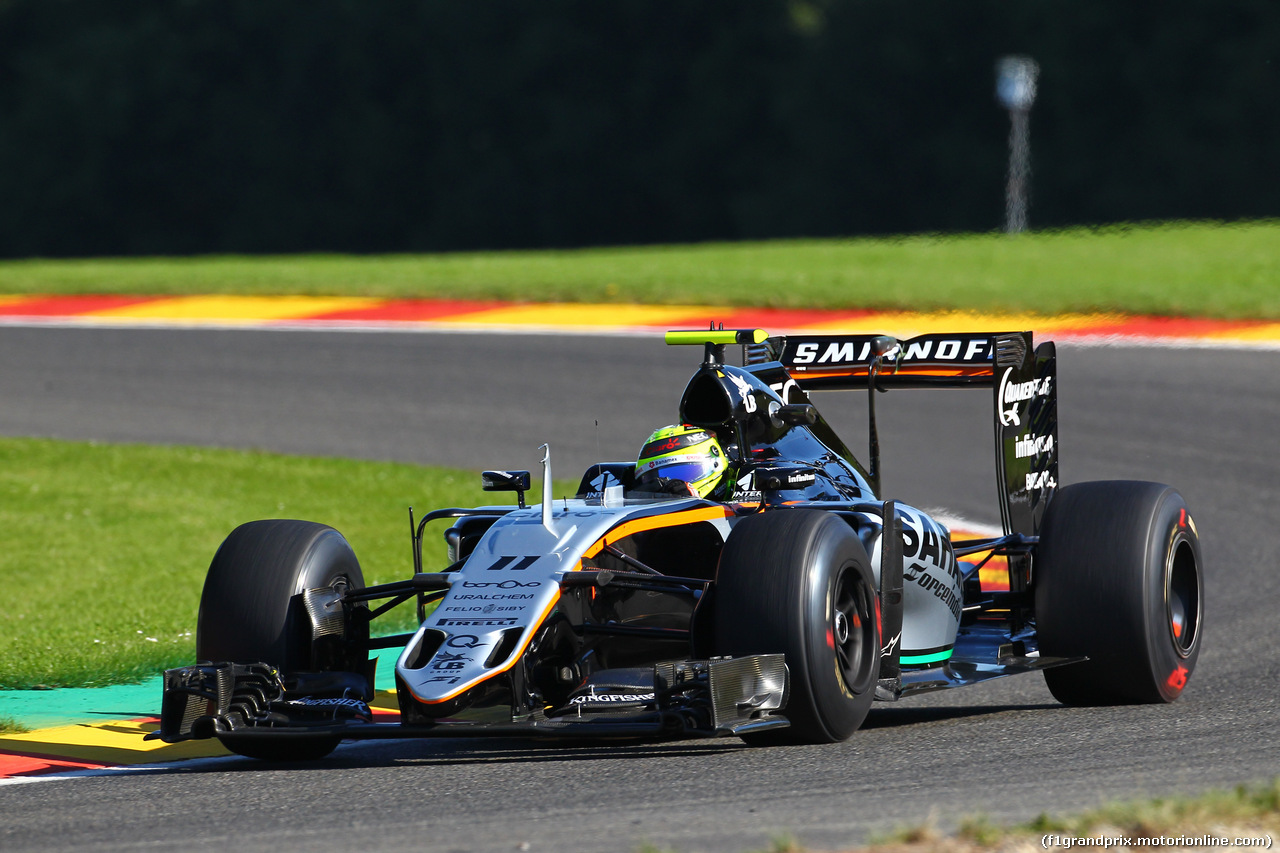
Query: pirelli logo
[{"left": 436, "top": 617, "right": 519, "bottom": 627}]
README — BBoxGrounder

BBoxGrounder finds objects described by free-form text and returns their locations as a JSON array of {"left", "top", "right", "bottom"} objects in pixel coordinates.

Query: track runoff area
[
  {"left": 2, "top": 293, "right": 1280, "bottom": 347},
  {"left": 1, "top": 294, "right": 1274, "bottom": 782}
]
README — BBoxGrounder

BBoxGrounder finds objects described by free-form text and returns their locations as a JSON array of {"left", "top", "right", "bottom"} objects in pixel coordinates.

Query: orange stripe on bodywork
[
  {"left": 792, "top": 365, "right": 995, "bottom": 380},
  {"left": 407, "top": 505, "right": 731, "bottom": 707},
  {"left": 582, "top": 505, "right": 734, "bottom": 559}
]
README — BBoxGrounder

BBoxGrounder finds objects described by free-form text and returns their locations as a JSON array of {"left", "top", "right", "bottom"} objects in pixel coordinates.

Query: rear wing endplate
[{"left": 750, "top": 331, "right": 1058, "bottom": 536}]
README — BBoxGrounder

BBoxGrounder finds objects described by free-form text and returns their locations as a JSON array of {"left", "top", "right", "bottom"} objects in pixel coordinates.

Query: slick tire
[
  {"left": 714, "top": 509, "right": 879, "bottom": 744},
  {"left": 1035, "top": 481, "right": 1203, "bottom": 705},
  {"left": 198, "top": 519, "right": 367, "bottom": 761}
]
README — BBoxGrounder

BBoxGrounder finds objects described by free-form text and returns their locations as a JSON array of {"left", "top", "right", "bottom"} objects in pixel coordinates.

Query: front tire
[
  {"left": 713, "top": 509, "right": 879, "bottom": 744},
  {"left": 197, "top": 519, "right": 367, "bottom": 760},
  {"left": 1035, "top": 481, "right": 1203, "bottom": 705}
]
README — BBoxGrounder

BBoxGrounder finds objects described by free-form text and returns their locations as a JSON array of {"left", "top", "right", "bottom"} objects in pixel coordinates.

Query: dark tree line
[{"left": 0, "top": 0, "right": 1276, "bottom": 257}]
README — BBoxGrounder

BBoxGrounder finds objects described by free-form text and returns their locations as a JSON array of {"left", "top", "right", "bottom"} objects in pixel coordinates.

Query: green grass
[
  {"left": 1015, "top": 780, "right": 1280, "bottom": 843},
  {"left": 861, "top": 781, "right": 1280, "bottom": 852},
  {"left": 0, "top": 220, "right": 1276, "bottom": 319},
  {"left": 0, "top": 438, "right": 572, "bottom": 689},
  {"left": 0, "top": 716, "right": 29, "bottom": 734},
  {"left": 631, "top": 781, "right": 1280, "bottom": 851}
]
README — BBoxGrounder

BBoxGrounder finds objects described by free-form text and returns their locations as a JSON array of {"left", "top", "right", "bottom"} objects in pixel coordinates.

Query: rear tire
[
  {"left": 197, "top": 519, "right": 367, "bottom": 760},
  {"left": 714, "top": 510, "right": 879, "bottom": 744},
  {"left": 1035, "top": 481, "right": 1203, "bottom": 705}
]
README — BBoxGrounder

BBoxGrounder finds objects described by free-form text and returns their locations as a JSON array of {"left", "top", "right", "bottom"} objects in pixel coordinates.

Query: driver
[{"left": 634, "top": 424, "right": 729, "bottom": 499}]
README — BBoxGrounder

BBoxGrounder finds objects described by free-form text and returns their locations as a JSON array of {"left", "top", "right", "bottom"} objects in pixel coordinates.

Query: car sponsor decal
[
  {"left": 570, "top": 692, "right": 656, "bottom": 705},
  {"left": 1025, "top": 470, "right": 1057, "bottom": 491},
  {"left": 1014, "top": 432, "right": 1054, "bottom": 459},
  {"left": 283, "top": 696, "right": 372, "bottom": 717},
  {"left": 640, "top": 431, "right": 705, "bottom": 457},
  {"left": 427, "top": 651, "right": 472, "bottom": 670},
  {"left": 483, "top": 555, "right": 540, "bottom": 571},
  {"left": 903, "top": 562, "right": 963, "bottom": 620},
  {"left": 790, "top": 336, "right": 994, "bottom": 366},
  {"left": 997, "top": 366, "right": 1053, "bottom": 427},
  {"left": 442, "top": 604, "right": 526, "bottom": 613},
  {"left": 725, "top": 371, "right": 758, "bottom": 413},
  {"left": 434, "top": 617, "right": 519, "bottom": 627},
  {"left": 407, "top": 589, "right": 565, "bottom": 706},
  {"left": 767, "top": 377, "right": 801, "bottom": 404}
]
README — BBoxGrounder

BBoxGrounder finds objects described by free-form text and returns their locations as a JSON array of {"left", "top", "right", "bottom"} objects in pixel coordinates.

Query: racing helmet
[{"left": 635, "top": 424, "right": 728, "bottom": 499}]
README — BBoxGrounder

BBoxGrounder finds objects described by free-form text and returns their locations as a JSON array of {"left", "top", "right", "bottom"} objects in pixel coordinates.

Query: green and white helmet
[{"left": 635, "top": 424, "right": 728, "bottom": 498}]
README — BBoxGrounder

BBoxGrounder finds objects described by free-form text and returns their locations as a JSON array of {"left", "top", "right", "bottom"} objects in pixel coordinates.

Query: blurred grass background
[
  {"left": 1, "top": 221, "right": 1276, "bottom": 319},
  {"left": 0, "top": 438, "right": 573, "bottom": 689}
]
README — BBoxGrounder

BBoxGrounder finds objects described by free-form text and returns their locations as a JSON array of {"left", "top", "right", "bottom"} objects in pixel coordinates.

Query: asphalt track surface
[{"left": 2, "top": 326, "right": 1279, "bottom": 853}]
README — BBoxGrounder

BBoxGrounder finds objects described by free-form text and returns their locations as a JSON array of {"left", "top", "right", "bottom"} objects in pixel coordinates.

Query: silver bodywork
[
  {"left": 868, "top": 506, "right": 963, "bottom": 663},
  {"left": 398, "top": 485, "right": 964, "bottom": 707},
  {"left": 398, "top": 496, "right": 737, "bottom": 707}
]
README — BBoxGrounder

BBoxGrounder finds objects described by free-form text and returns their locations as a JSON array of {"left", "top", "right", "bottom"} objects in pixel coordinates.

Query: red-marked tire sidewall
[{"left": 1036, "top": 481, "right": 1203, "bottom": 705}]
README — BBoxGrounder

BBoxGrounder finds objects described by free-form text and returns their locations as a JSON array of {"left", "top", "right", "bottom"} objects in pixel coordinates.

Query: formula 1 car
[{"left": 151, "top": 328, "right": 1203, "bottom": 760}]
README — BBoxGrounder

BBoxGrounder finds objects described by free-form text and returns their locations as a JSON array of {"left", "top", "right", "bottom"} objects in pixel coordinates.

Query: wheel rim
[
  {"left": 1165, "top": 534, "right": 1201, "bottom": 657},
  {"left": 832, "top": 563, "right": 877, "bottom": 694}
]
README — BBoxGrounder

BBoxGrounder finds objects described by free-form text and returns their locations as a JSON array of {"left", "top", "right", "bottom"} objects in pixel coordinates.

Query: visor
[{"left": 638, "top": 457, "right": 719, "bottom": 485}]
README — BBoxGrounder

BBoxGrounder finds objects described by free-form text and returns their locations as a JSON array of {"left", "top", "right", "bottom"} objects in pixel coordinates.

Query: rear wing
[{"left": 747, "top": 331, "right": 1058, "bottom": 536}]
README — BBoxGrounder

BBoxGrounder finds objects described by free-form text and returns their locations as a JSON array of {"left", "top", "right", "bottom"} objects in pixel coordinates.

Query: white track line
[{"left": 4, "top": 316, "right": 1280, "bottom": 350}]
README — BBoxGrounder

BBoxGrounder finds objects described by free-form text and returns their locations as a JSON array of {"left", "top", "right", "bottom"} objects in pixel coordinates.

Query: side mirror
[
  {"left": 776, "top": 403, "right": 817, "bottom": 426},
  {"left": 482, "top": 470, "right": 531, "bottom": 508},
  {"left": 871, "top": 335, "right": 901, "bottom": 359}
]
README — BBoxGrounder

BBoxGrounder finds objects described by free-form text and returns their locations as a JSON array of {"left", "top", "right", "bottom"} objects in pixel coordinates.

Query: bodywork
[{"left": 153, "top": 327, "right": 1075, "bottom": 745}]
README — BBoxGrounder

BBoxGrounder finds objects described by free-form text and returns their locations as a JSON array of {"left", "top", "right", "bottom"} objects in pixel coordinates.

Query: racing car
[{"left": 150, "top": 327, "right": 1203, "bottom": 760}]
